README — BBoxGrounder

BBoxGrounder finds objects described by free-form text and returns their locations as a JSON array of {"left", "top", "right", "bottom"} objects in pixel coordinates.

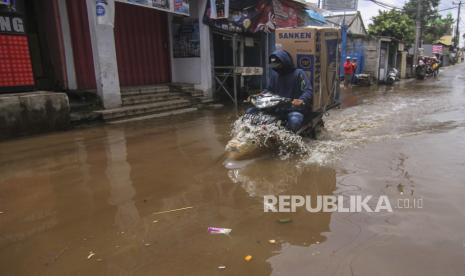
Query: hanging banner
[
  {"left": 209, "top": 0, "right": 229, "bottom": 19},
  {"left": 272, "top": 0, "right": 297, "bottom": 28},
  {"left": 203, "top": 0, "right": 274, "bottom": 33},
  {"left": 173, "top": 0, "right": 189, "bottom": 15},
  {"left": 203, "top": 0, "right": 310, "bottom": 33},
  {"left": 117, "top": 0, "right": 189, "bottom": 16},
  {"left": 432, "top": 45, "right": 443, "bottom": 54},
  {"left": 97, "top": 0, "right": 115, "bottom": 26}
]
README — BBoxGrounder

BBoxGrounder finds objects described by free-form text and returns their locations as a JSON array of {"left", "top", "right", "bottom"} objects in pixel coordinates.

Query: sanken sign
[
  {"left": 0, "top": 15, "right": 25, "bottom": 34},
  {"left": 278, "top": 32, "right": 312, "bottom": 39}
]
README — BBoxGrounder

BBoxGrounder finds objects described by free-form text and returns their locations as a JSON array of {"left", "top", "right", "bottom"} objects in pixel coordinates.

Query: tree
[
  {"left": 423, "top": 13, "right": 455, "bottom": 43},
  {"left": 403, "top": 0, "right": 440, "bottom": 25},
  {"left": 368, "top": 10, "right": 415, "bottom": 44},
  {"left": 403, "top": 0, "right": 454, "bottom": 43}
]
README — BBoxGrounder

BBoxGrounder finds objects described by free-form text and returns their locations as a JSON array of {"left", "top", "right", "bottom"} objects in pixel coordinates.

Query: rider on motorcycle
[{"left": 247, "top": 49, "right": 313, "bottom": 132}]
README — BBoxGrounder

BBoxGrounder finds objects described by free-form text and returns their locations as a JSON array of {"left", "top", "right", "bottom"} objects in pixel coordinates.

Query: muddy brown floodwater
[{"left": 1, "top": 64, "right": 465, "bottom": 276}]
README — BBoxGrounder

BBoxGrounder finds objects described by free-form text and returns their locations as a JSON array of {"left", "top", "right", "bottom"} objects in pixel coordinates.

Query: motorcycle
[
  {"left": 353, "top": 73, "right": 373, "bottom": 86},
  {"left": 386, "top": 68, "right": 399, "bottom": 85},
  {"left": 225, "top": 92, "right": 324, "bottom": 160},
  {"left": 415, "top": 60, "right": 427, "bottom": 80}
]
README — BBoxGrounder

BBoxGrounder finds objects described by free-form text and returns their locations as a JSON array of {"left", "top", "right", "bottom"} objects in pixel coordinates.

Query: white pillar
[
  {"left": 57, "top": 0, "right": 77, "bottom": 90},
  {"left": 400, "top": 51, "right": 407, "bottom": 79},
  {"left": 86, "top": 0, "right": 122, "bottom": 109},
  {"left": 197, "top": 0, "right": 213, "bottom": 97}
]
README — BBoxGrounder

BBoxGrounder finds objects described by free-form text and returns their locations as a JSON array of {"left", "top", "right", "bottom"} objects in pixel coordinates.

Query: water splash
[{"left": 228, "top": 113, "right": 309, "bottom": 158}]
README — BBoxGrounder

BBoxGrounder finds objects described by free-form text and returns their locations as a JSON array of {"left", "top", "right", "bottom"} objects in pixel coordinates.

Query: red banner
[
  {"left": 0, "top": 34, "right": 34, "bottom": 88},
  {"left": 204, "top": 0, "right": 309, "bottom": 33}
]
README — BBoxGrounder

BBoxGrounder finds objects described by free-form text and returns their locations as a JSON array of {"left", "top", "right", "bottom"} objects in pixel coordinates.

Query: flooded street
[{"left": 1, "top": 64, "right": 465, "bottom": 275}]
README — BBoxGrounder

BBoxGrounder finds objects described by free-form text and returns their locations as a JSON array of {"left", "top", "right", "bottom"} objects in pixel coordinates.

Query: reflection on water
[
  {"left": 226, "top": 157, "right": 337, "bottom": 246},
  {"left": 105, "top": 128, "right": 140, "bottom": 234}
]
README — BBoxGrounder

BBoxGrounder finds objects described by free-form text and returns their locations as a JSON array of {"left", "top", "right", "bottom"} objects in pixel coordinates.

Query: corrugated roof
[
  {"left": 324, "top": 12, "right": 367, "bottom": 36},
  {"left": 325, "top": 13, "right": 357, "bottom": 26},
  {"left": 435, "top": 35, "right": 453, "bottom": 46}
]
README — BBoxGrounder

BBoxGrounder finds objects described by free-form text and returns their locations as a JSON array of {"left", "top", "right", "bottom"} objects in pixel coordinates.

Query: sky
[{"left": 306, "top": 0, "right": 464, "bottom": 46}]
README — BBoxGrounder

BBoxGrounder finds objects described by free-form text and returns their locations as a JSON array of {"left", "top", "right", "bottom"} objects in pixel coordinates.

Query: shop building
[
  {"left": 1, "top": 0, "right": 213, "bottom": 120},
  {"left": 1, "top": 0, "right": 326, "bottom": 124}
]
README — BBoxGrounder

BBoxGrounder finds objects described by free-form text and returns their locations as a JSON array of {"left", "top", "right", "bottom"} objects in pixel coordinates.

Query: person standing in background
[
  {"left": 343, "top": 57, "right": 354, "bottom": 88},
  {"left": 351, "top": 57, "right": 358, "bottom": 84}
]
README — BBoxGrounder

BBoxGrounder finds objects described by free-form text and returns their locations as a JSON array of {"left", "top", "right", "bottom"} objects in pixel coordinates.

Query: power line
[
  {"left": 364, "top": 0, "right": 402, "bottom": 10},
  {"left": 437, "top": 7, "right": 458, "bottom": 13},
  {"left": 364, "top": 0, "right": 458, "bottom": 14}
]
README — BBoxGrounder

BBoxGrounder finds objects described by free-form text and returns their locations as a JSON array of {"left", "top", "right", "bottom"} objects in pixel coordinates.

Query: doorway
[{"left": 114, "top": 2, "right": 171, "bottom": 87}]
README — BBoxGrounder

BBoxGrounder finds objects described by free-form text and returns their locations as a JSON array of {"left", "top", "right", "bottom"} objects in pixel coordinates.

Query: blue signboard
[{"left": 1, "top": 0, "right": 11, "bottom": 5}]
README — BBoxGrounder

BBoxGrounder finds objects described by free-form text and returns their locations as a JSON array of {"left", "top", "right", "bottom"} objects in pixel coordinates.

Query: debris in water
[
  {"left": 153, "top": 206, "right": 194, "bottom": 215},
  {"left": 46, "top": 245, "right": 69, "bottom": 265},
  {"left": 268, "top": 239, "right": 276, "bottom": 244},
  {"left": 144, "top": 243, "right": 151, "bottom": 247},
  {"left": 87, "top": 251, "right": 96, "bottom": 260},
  {"left": 208, "top": 227, "right": 232, "bottom": 235},
  {"left": 218, "top": 265, "right": 226, "bottom": 270},
  {"left": 97, "top": 259, "right": 102, "bottom": 262},
  {"left": 152, "top": 220, "right": 159, "bottom": 223},
  {"left": 244, "top": 255, "right": 253, "bottom": 262},
  {"left": 0, "top": 211, "right": 4, "bottom": 214},
  {"left": 277, "top": 218, "right": 292, "bottom": 224}
]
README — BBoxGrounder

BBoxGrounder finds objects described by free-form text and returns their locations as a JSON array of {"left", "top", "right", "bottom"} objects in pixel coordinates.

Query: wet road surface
[{"left": 1, "top": 64, "right": 465, "bottom": 275}]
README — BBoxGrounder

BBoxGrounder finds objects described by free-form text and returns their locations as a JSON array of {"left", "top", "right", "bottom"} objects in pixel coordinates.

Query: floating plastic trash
[{"left": 208, "top": 227, "right": 232, "bottom": 235}]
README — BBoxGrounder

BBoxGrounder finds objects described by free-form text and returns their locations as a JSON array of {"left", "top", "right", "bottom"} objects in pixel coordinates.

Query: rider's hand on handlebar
[{"left": 292, "top": 99, "right": 304, "bottom": 107}]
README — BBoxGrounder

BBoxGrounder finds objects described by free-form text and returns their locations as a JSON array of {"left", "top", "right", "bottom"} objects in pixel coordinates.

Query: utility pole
[
  {"left": 454, "top": 1, "right": 462, "bottom": 48},
  {"left": 413, "top": 0, "right": 422, "bottom": 65}
]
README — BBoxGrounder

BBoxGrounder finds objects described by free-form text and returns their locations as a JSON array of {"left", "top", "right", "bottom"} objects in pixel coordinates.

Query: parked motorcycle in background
[
  {"left": 386, "top": 68, "right": 399, "bottom": 85},
  {"left": 415, "top": 59, "right": 427, "bottom": 80},
  {"left": 415, "top": 56, "right": 440, "bottom": 80}
]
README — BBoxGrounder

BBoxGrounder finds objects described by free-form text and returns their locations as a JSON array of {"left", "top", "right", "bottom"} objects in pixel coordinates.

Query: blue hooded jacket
[{"left": 267, "top": 50, "right": 313, "bottom": 112}]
